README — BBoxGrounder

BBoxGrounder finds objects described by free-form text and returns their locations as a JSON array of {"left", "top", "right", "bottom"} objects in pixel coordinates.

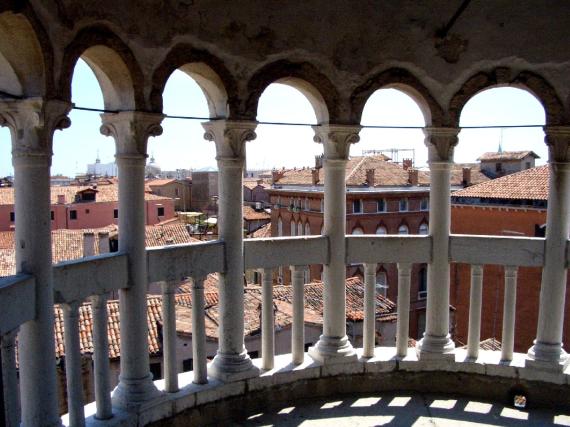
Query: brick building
[
  {"left": 451, "top": 165, "right": 570, "bottom": 353},
  {"left": 146, "top": 178, "right": 192, "bottom": 212}
]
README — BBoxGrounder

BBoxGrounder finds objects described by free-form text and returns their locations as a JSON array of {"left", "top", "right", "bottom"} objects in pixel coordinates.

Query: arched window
[
  {"left": 376, "top": 270, "right": 388, "bottom": 297},
  {"left": 418, "top": 266, "right": 427, "bottom": 299},
  {"left": 398, "top": 224, "right": 409, "bottom": 235},
  {"left": 376, "top": 225, "right": 387, "bottom": 235},
  {"left": 352, "top": 227, "right": 364, "bottom": 235},
  {"left": 419, "top": 223, "right": 429, "bottom": 235},
  {"left": 290, "top": 220, "right": 296, "bottom": 236},
  {"left": 305, "top": 222, "right": 311, "bottom": 235},
  {"left": 277, "top": 217, "right": 283, "bottom": 236},
  {"left": 297, "top": 221, "right": 303, "bottom": 236}
]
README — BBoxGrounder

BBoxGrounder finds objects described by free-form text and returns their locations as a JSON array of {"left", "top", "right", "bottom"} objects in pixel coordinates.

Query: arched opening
[
  {"left": 376, "top": 225, "right": 387, "bottom": 235},
  {"left": 352, "top": 227, "right": 364, "bottom": 235},
  {"left": 418, "top": 222, "right": 429, "bottom": 235},
  {"left": 456, "top": 87, "right": 547, "bottom": 168},
  {"left": 398, "top": 224, "right": 409, "bottom": 235}
]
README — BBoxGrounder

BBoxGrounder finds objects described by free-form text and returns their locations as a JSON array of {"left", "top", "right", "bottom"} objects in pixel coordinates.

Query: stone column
[
  {"left": 203, "top": 120, "right": 259, "bottom": 381},
  {"left": 100, "top": 112, "right": 164, "bottom": 407},
  {"left": 527, "top": 126, "right": 570, "bottom": 371},
  {"left": 0, "top": 98, "right": 70, "bottom": 427},
  {"left": 309, "top": 124, "right": 360, "bottom": 363},
  {"left": 417, "top": 127, "right": 459, "bottom": 360}
]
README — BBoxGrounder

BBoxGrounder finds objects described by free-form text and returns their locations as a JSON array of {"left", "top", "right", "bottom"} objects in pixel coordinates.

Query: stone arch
[
  {"left": 245, "top": 60, "right": 339, "bottom": 123},
  {"left": 150, "top": 44, "right": 238, "bottom": 118},
  {"left": 449, "top": 68, "right": 566, "bottom": 126},
  {"left": 349, "top": 68, "right": 444, "bottom": 126},
  {"left": 59, "top": 25, "right": 144, "bottom": 111},
  {"left": 0, "top": 9, "right": 52, "bottom": 97}
]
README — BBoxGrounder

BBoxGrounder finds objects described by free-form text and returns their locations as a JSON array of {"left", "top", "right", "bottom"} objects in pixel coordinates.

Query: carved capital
[
  {"left": 202, "top": 120, "right": 257, "bottom": 160},
  {"left": 100, "top": 111, "right": 164, "bottom": 157},
  {"left": 423, "top": 127, "right": 460, "bottom": 162},
  {"left": 544, "top": 126, "right": 570, "bottom": 163},
  {"left": 0, "top": 98, "right": 71, "bottom": 159},
  {"left": 313, "top": 124, "right": 361, "bottom": 160}
]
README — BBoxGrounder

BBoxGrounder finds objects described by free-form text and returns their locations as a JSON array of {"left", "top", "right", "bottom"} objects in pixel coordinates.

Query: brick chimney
[
  {"left": 83, "top": 232, "right": 95, "bottom": 257},
  {"left": 98, "top": 232, "right": 110, "bottom": 254},
  {"left": 57, "top": 194, "right": 65, "bottom": 204},
  {"left": 408, "top": 169, "right": 419, "bottom": 186},
  {"left": 366, "top": 169, "right": 375, "bottom": 187},
  {"left": 402, "top": 158, "right": 413, "bottom": 170},
  {"left": 462, "top": 167, "right": 472, "bottom": 187},
  {"left": 271, "top": 169, "right": 285, "bottom": 184},
  {"left": 311, "top": 168, "right": 320, "bottom": 185}
]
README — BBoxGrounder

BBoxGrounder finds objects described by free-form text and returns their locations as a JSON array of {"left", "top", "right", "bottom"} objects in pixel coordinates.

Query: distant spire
[
  {"left": 150, "top": 151, "right": 156, "bottom": 164},
  {"left": 498, "top": 128, "right": 504, "bottom": 153},
  {"left": 95, "top": 149, "right": 101, "bottom": 163}
]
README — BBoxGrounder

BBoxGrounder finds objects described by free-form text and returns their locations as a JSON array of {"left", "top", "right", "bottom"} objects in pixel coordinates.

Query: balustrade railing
[{"left": 0, "top": 234, "right": 568, "bottom": 426}]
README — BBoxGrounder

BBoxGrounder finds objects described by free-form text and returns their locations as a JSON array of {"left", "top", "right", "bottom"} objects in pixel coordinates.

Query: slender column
[
  {"left": 291, "top": 265, "right": 307, "bottom": 364},
  {"left": 528, "top": 126, "right": 570, "bottom": 370},
  {"left": 501, "top": 266, "right": 518, "bottom": 362},
  {"left": 90, "top": 294, "right": 112, "bottom": 420},
  {"left": 467, "top": 265, "right": 484, "bottom": 360},
  {"left": 1, "top": 99, "right": 70, "bottom": 427},
  {"left": 100, "top": 112, "right": 164, "bottom": 407},
  {"left": 261, "top": 268, "right": 274, "bottom": 370},
  {"left": 1, "top": 330, "right": 20, "bottom": 427},
  {"left": 62, "top": 302, "right": 85, "bottom": 427},
  {"left": 309, "top": 124, "right": 360, "bottom": 363},
  {"left": 396, "top": 263, "right": 412, "bottom": 358},
  {"left": 203, "top": 120, "right": 259, "bottom": 381},
  {"left": 417, "top": 127, "right": 459, "bottom": 360},
  {"left": 363, "top": 263, "right": 377, "bottom": 358},
  {"left": 191, "top": 276, "right": 207, "bottom": 384},
  {"left": 161, "top": 281, "right": 178, "bottom": 392}
]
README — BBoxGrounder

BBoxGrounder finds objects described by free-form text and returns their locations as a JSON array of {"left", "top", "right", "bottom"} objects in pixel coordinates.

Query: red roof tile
[
  {"left": 243, "top": 205, "right": 271, "bottom": 221},
  {"left": 477, "top": 151, "right": 539, "bottom": 161}
]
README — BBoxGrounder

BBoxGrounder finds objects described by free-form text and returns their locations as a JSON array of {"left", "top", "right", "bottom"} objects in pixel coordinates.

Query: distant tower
[{"left": 497, "top": 128, "right": 504, "bottom": 153}]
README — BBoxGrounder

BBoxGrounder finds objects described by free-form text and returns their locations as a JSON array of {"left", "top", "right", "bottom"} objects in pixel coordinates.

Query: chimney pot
[
  {"left": 83, "top": 232, "right": 95, "bottom": 257},
  {"left": 366, "top": 169, "right": 375, "bottom": 187},
  {"left": 403, "top": 159, "right": 413, "bottom": 170},
  {"left": 98, "top": 232, "right": 110, "bottom": 254},
  {"left": 462, "top": 167, "right": 472, "bottom": 187},
  {"left": 57, "top": 194, "right": 65, "bottom": 204},
  {"left": 312, "top": 169, "right": 320, "bottom": 186},
  {"left": 408, "top": 169, "right": 419, "bottom": 186}
]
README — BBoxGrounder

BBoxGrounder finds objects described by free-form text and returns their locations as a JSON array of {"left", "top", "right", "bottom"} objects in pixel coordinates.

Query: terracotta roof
[
  {"left": 460, "top": 337, "right": 502, "bottom": 351},
  {"left": 145, "top": 222, "right": 199, "bottom": 247},
  {"left": 147, "top": 179, "right": 177, "bottom": 187},
  {"left": 0, "top": 182, "right": 171, "bottom": 205},
  {"left": 477, "top": 151, "right": 539, "bottom": 161},
  {"left": 273, "top": 276, "right": 397, "bottom": 322},
  {"left": 243, "top": 205, "right": 271, "bottom": 221},
  {"left": 243, "top": 179, "right": 270, "bottom": 190},
  {"left": 250, "top": 223, "right": 272, "bottom": 238},
  {"left": 451, "top": 165, "right": 549, "bottom": 201},
  {"left": 449, "top": 163, "right": 491, "bottom": 186}
]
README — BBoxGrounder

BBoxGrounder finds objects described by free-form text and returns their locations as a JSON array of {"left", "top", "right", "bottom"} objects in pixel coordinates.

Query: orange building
[{"left": 451, "top": 165, "right": 570, "bottom": 352}]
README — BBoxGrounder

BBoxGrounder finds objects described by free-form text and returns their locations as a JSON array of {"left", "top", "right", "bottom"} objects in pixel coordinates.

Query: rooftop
[{"left": 477, "top": 151, "right": 540, "bottom": 161}]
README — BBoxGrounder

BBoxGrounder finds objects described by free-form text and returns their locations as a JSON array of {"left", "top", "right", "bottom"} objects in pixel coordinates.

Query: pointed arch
[
  {"left": 449, "top": 68, "right": 565, "bottom": 126},
  {"left": 350, "top": 67, "right": 444, "bottom": 126},
  {"left": 59, "top": 25, "right": 144, "bottom": 111},
  {"left": 150, "top": 44, "right": 237, "bottom": 118},
  {"left": 245, "top": 60, "right": 338, "bottom": 123}
]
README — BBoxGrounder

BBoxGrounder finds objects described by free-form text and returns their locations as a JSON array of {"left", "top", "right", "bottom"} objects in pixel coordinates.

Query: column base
[
  {"left": 416, "top": 334, "right": 455, "bottom": 361},
  {"left": 208, "top": 350, "right": 260, "bottom": 382},
  {"left": 112, "top": 373, "right": 161, "bottom": 410},
  {"left": 526, "top": 341, "right": 570, "bottom": 372},
  {"left": 308, "top": 335, "right": 357, "bottom": 364}
]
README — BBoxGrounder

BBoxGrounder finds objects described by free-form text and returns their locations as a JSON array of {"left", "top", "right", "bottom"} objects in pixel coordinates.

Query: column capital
[
  {"left": 423, "top": 127, "right": 460, "bottom": 162},
  {"left": 0, "top": 98, "right": 71, "bottom": 159},
  {"left": 544, "top": 125, "right": 570, "bottom": 163},
  {"left": 100, "top": 111, "right": 164, "bottom": 158},
  {"left": 202, "top": 120, "right": 257, "bottom": 160},
  {"left": 313, "top": 124, "right": 361, "bottom": 160}
]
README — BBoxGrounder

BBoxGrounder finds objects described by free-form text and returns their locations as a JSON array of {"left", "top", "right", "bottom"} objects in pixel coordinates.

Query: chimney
[
  {"left": 57, "top": 194, "right": 66, "bottom": 204},
  {"left": 402, "top": 158, "right": 413, "bottom": 170},
  {"left": 366, "top": 169, "right": 375, "bottom": 187},
  {"left": 311, "top": 168, "right": 320, "bottom": 186},
  {"left": 462, "top": 167, "right": 472, "bottom": 187},
  {"left": 315, "top": 155, "right": 323, "bottom": 169},
  {"left": 98, "top": 232, "right": 110, "bottom": 254},
  {"left": 408, "top": 169, "right": 419, "bottom": 186},
  {"left": 271, "top": 169, "right": 284, "bottom": 184},
  {"left": 83, "top": 232, "right": 95, "bottom": 257}
]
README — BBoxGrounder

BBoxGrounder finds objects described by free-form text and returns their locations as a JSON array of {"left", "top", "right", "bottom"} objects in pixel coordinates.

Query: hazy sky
[{"left": 0, "top": 59, "right": 546, "bottom": 177}]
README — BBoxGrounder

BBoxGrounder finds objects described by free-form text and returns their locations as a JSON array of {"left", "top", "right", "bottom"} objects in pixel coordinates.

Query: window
[
  {"left": 377, "top": 199, "right": 386, "bottom": 212},
  {"left": 85, "top": 209, "right": 90, "bottom": 214},
  {"left": 304, "top": 197, "right": 309, "bottom": 211},
  {"left": 9, "top": 212, "right": 14, "bottom": 222},
  {"left": 149, "top": 362, "right": 162, "bottom": 380},
  {"left": 399, "top": 198, "right": 408, "bottom": 212},
  {"left": 114, "top": 209, "right": 119, "bottom": 219},
  {"left": 398, "top": 224, "right": 409, "bottom": 235},
  {"left": 376, "top": 225, "right": 387, "bottom": 235},
  {"left": 419, "top": 223, "right": 429, "bottom": 235},
  {"left": 175, "top": 188, "right": 179, "bottom": 196},
  {"left": 157, "top": 206, "right": 165, "bottom": 217},
  {"left": 182, "top": 358, "right": 193, "bottom": 372},
  {"left": 304, "top": 222, "right": 311, "bottom": 235},
  {"left": 290, "top": 221, "right": 296, "bottom": 236},
  {"left": 352, "top": 227, "right": 364, "bottom": 235},
  {"left": 525, "top": 161, "right": 531, "bottom": 169},
  {"left": 50, "top": 211, "right": 54, "bottom": 221},
  {"left": 418, "top": 267, "right": 427, "bottom": 299},
  {"left": 496, "top": 162, "right": 502, "bottom": 172},
  {"left": 70, "top": 210, "right": 77, "bottom": 220},
  {"left": 277, "top": 217, "right": 283, "bottom": 236},
  {"left": 352, "top": 199, "right": 362, "bottom": 214},
  {"left": 248, "top": 351, "right": 259, "bottom": 359},
  {"left": 420, "top": 198, "right": 429, "bottom": 211},
  {"left": 376, "top": 271, "right": 388, "bottom": 297},
  {"left": 297, "top": 221, "right": 303, "bottom": 236}
]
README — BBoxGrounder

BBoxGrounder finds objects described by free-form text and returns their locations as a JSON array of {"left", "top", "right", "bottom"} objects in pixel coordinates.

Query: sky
[{"left": 0, "top": 59, "right": 546, "bottom": 177}]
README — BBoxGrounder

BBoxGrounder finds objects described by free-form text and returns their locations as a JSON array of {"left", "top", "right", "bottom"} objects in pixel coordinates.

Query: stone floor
[{"left": 235, "top": 393, "right": 570, "bottom": 426}]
